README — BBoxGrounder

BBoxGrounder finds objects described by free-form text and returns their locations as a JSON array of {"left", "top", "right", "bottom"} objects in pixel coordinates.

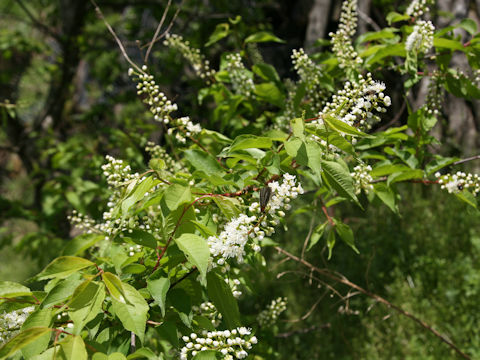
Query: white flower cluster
[
  {"left": 180, "top": 328, "right": 257, "bottom": 360},
  {"left": 257, "top": 297, "right": 287, "bottom": 327},
  {"left": 291, "top": 48, "right": 327, "bottom": 112},
  {"left": 167, "top": 116, "right": 202, "bottom": 143},
  {"left": 67, "top": 210, "right": 96, "bottom": 233},
  {"left": 192, "top": 302, "right": 223, "bottom": 327},
  {"left": 424, "top": 71, "right": 443, "bottom": 116},
  {"left": 224, "top": 53, "right": 255, "bottom": 98},
  {"left": 163, "top": 34, "right": 215, "bottom": 81},
  {"left": 0, "top": 306, "right": 34, "bottom": 344},
  {"left": 101, "top": 155, "right": 139, "bottom": 189},
  {"left": 436, "top": 171, "right": 480, "bottom": 196},
  {"left": 351, "top": 164, "right": 374, "bottom": 194},
  {"left": 128, "top": 66, "right": 178, "bottom": 124},
  {"left": 406, "top": 0, "right": 431, "bottom": 17},
  {"left": 315, "top": 73, "right": 391, "bottom": 131},
  {"left": 226, "top": 278, "right": 242, "bottom": 299},
  {"left": 329, "top": 0, "right": 363, "bottom": 69},
  {"left": 406, "top": 20, "right": 435, "bottom": 53},
  {"left": 145, "top": 142, "right": 183, "bottom": 174},
  {"left": 208, "top": 174, "right": 304, "bottom": 268}
]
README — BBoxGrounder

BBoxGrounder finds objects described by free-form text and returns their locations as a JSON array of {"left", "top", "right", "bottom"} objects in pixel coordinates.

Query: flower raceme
[
  {"left": 208, "top": 174, "right": 304, "bottom": 268},
  {"left": 405, "top": 20, "right": 435, "bottom": 53},
  {"left": 436, "top": 171, "right": 480, "bottom": 196}
]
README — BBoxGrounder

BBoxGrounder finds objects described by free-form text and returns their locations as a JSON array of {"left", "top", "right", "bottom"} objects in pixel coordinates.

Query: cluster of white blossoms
[
  {"left": 424, "top": 71, "right": 443, "bottom": 116},
  {"left": 436, "top": 171, "right": 480, "bottom": 196},
  {"left": 163, "top": 34, "right": 215, "bottom": 81},
  {"left": 329, "top": 0, "right": 363, "bottom": 69},
  {"left": 257, "top": 297, "right": 287, "bottom": 327},
  {"left": 351, "top": 164, "right": 374, "bottom": 194},
  {"left": 180, "top": 328, "right": 257, "bottom": 360},
  {"left": 128, "top": 66, "right": 178, "bottom": 124},
  {"left": 291, "top": 48, "right": 327, "bottom": 112},
  {"left": 405, "top": 20, "right": 435, "bottom": 53},
  {"left": 167, "top": 116, "right": 202, "bottom": 143},
  {"left": 406, "top": 0, "right": 431, "bottom": 17},
  {"left": 145, "top": 141, "right": 183, "bottom": 174},
  {"left": 315, "top": 73, "right": 391, "bottom": 131},
  {"left": 192, "top": 302, "right": 223, "bottom": 327},
  {"left": 224, "top": 53, "right": 255, "bottom": 98},
  {"left": 101, "top": 155, "right": 139, "bottom": 190},
  {"left": 0, "top": 306, "right": 34, "bottom": 344},
  {"left": 208, "top": 174, "right": 304, "bottom": 267}
]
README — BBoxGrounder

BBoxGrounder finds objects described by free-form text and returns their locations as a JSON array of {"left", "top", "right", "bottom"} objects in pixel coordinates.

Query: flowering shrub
[{"left": 1, "top": 0, "right": 480, "bottom": 359}]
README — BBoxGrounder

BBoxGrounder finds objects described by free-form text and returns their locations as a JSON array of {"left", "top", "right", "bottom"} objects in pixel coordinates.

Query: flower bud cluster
[
  {"left": 0, "top": 307, "right": 34, "bottom": 344},
  {"left": 67, "top": 210, "right": 96, "bottom": 233},
  {"left": 224, "top": 53, "right": 255, "bottom": 98},
  {"left": 167, "top": 116, "right": 203, "bottom": 144},
  {"left": 329, "top": 0, "right": 363, "bottom": 69},
  {"left": 128, "top": 66, "right": 178, "bottom": 124},
  {"left": 246, "top": 43, "right": 263, "bottom": 65},
  {"left": 101, "top": 155, "right": 139, "bottom": 190},
  {"left": 436, "top": 171, "right": 480, "bottom": 196},
  {"left": 208, "top": 174, "right": 304, "bottom": 267},
  {"left": 424, "top": 72, "right": 443, "bottom": 116},
  {"left": 163, "top": 34, "right": 215, "bottom": 81},
  {"left": 405, "top": 20, "right": 435, "bottom": 53},
  {"left": 351, "top": 164, "right": 374, "bottom": 194},
  {"left": 257, "top": 297, "right": 287, "bottom": 327},
  {"left": 145, "top": 142, "right": 183, "bottom": 174},
  {"left": 192, "top": 302, "right": 223, "bottom": 327},
  {"left": 406, "top": 0, "right": 431, "bottom": 17},
  {"left": 291, "top": 48, "right": 327, "bottom": 112},
  {"left": 315, "top": 73, "right": 391, "bottom": 131},
  {"left": 226, "top": 278, "right": 242, "bottom": 298},
  {"left": 180, "top": 327, "right": 257, "bottom": 360}
]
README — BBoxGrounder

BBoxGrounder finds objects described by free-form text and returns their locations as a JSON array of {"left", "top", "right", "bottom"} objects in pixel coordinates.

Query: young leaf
[
  {"left": 164, "top": 184, "right": 192, "bottom": 211},
  {"left": 147, "top": 277, "right": 170, "bottom": 317},
  {"left": 102, "top": 272, "right": 126, "bottom": 303},
  {"left": 244, "top": 31, "right": 285, "bottom": 44},
  {"left": 326, "top": 230, "right": 336, "bottom": 260},
  {"left": 59, "top": 335, "right": 88, "bottom": 360},
  {"left": 68, "top": 281, "right": 106, "bottom": 333},
  {"left": 37, "top": 257, "right": 95, "bottom": 280},
  {"left": 321, "top": 160, "right": 361, "bottom": 207},
  {"left": 323, "top": 114, "right": 372, "bottom": 137},
  {"left": 335, "top": 221, "right": 359, "bottom": 254},
  {"left": 228, "top": 135, "right": 273, "bottom": 153},
  {"left": 111, "top": 282, "right": 149, "bottom": 343},
  {"left": 0, "top": 281, "right": 32, "bottom": 298},
  {"left": 175, "top": 234, "right": 210, "bottom": 284},
  {"left": 205, "top": 23, "right": 230, "bottom": 47}
]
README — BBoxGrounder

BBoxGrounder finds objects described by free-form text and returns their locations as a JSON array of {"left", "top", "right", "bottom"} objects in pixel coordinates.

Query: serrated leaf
[
  {"left": 206, "top": 272, "right": 240, "bottom": 328},
  {"left": 0, "top": 327, "right": 52, "bottom": 359},
  {"left": 122, "top": 229, "right": 157, "bottom": 249},
  {"left": 321, "top": 160, "right": 361, "bottom": 207},
  {"left": 0, "top": 281, "right": 32, "bottom": 298},
  {"left": 122, "top": 176, "right": 159, "bottom": 215},
  {"left": 229, "top": 135, "right": 273, "bottom": 153},
  {"left": 102, "top": 272, "right": 126, "bottom": 303},
  {"left": 59, "top": 335, "right": 87, "bottom": 360},
  {"left": 323, "top": 114, "right": 372, "bottom": 137},
  {"left": 20, "top": 308, "right": 52, "bottom": 358},
  {"left": 244, "top": 31, "right": 285, "bottom": 44},
  {"left": 111, "top": 282, "right": 149, "bottom": 342},
  {"left": 185, "top": 149, "right": 224, "bottom": 175},
  {"left": 213, "top": 196, "right": 241, "bottom": 220},
  {"left": 37, "top": 257, "right": 95, "bottom": 280},
  {"left": 164, "top": 184, "right": 192, "bottom": 211},
  {"left": 68, "top": 281, "right": 105, "bottom": 333},
  {"left": 147, "top": 277, "right": 170, "bottom": 317},
  {"left": 175, "top": 234, "right": 210, "bottom": 284}
]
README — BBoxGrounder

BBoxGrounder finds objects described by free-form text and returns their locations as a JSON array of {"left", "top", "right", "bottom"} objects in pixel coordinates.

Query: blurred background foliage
[{"left": 1, "top": 0, "right": 479, "bottom": 358}]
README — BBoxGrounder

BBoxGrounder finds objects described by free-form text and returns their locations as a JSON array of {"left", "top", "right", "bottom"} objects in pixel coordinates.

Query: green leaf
[
  {"left": 291, "top": 118, "right": 305, "bottom": 140},
  {"left": 386, "top": 11, "right": 410, "bottom": 24},
  {"left": 434, "top": 38, "right": 465, "bottom": 52},
  {"left": 326, "top": 230, "right": 336, "bottom": 260},
  {"left": 455, "top": 191, "right": 478, "bottom": 209},
  {"left": 149, "top": 158, "right": 165, "bottom": 171},
  {"left": 37, "top": 257, "right": 95, "bottom": 280},
  {"left": 122, "top": 176, "right": 159, "bottom": 214},
  {"left": 111, "top": 282, "right": 149, "bottom": 342},
  {"left": 387, "top": 169, "right": 424, "bottom": 185},
  {"left": 147, "top": 277, "right": 170, "bottom": 317},
  {"left": 254, "top": 83, "right": 285, "bottom": 107},
  {"left": 366, "top": 43, "right": 406, "bottom": 65},
  {"left": 68, "top": 281, "right": 106, "bottom": 333},
  {"left": 307, "top": 222, "right": 327, "bottom": 251},
  {"left": 229, "top": 135, "right": 273, "bottom": 153},
  {"left": 335, "top": 221, "right": 359, "bottom": 254},
  {"left": 252, "top": 63, "right": 281, "bottom": 83},
  {"left": 244, "top": 31, "right": 285, "bottom": 44},
  {"left": 164, "top": 184, "right": 192, "bottom": 211},
  {"left": 0, "top": 327, "right": 52, "bottom": 360},
  {"left": 371, "top": 164, "right": 410, "bottom": 177},
  {"left": 102, "top": 272, "right": 126, "bottom": 303},
  {"left": 175, "top": 234, "right": 210, "bottom": 284},
  {"left": 0, "top": 281, "right": 32, "bottom": 298},
  {"left": 41, "top": 277, "right": 83, "bottom": 308},
  {"left": 62, "top": 234, "right": 104, "bottom": 256},
  {"left": 59, "top": 335, "right": 87, "bottom": 360},
  {"left": 458, "top": 18, "right": 477, "bottom": 35},
  {"left": 207, "top": 271, "right": 240, "bottom": 328},
  {"left": 373, "top": 183, "right": 399, "bottom": 214},
  {"left": 193, "top": 350, "right": 219, "bottom": 359},
  {"left": 20, "top": 308, "right": 52, "bottom": 358},
  {"left": 323, "top": 114, "right": 372, "bottom": 137},
  {"left": 185, "top": 149, "right": 224, "bottom": 175},
  {"left": 127, "top": 348, "right": 157, "bottom": 359},
  {"left": 321, "top": 160, "right": 360, "bottom": 207},
  {"left": 213, "top": 196, "right": 241, "bottom": 220},
  {"left": 206, "top": 23, "right": 230, "bottom": 46},
  {"left": 123, "top": 229, "right": 157, "bottom": 249}
]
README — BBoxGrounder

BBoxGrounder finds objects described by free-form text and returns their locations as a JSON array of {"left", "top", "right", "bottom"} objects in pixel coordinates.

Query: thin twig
[
  {"left": 145, "top": 0, "right": 172, "bottom": 63},
  {"left": 274, "top": 246, "right": 471, "bottom": 360},
  {"left": 90, "top": 0, "right": 142, "bottom": 72},
  {"left": 452, "top": 155, "right": 480, "bottom": 166}
]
